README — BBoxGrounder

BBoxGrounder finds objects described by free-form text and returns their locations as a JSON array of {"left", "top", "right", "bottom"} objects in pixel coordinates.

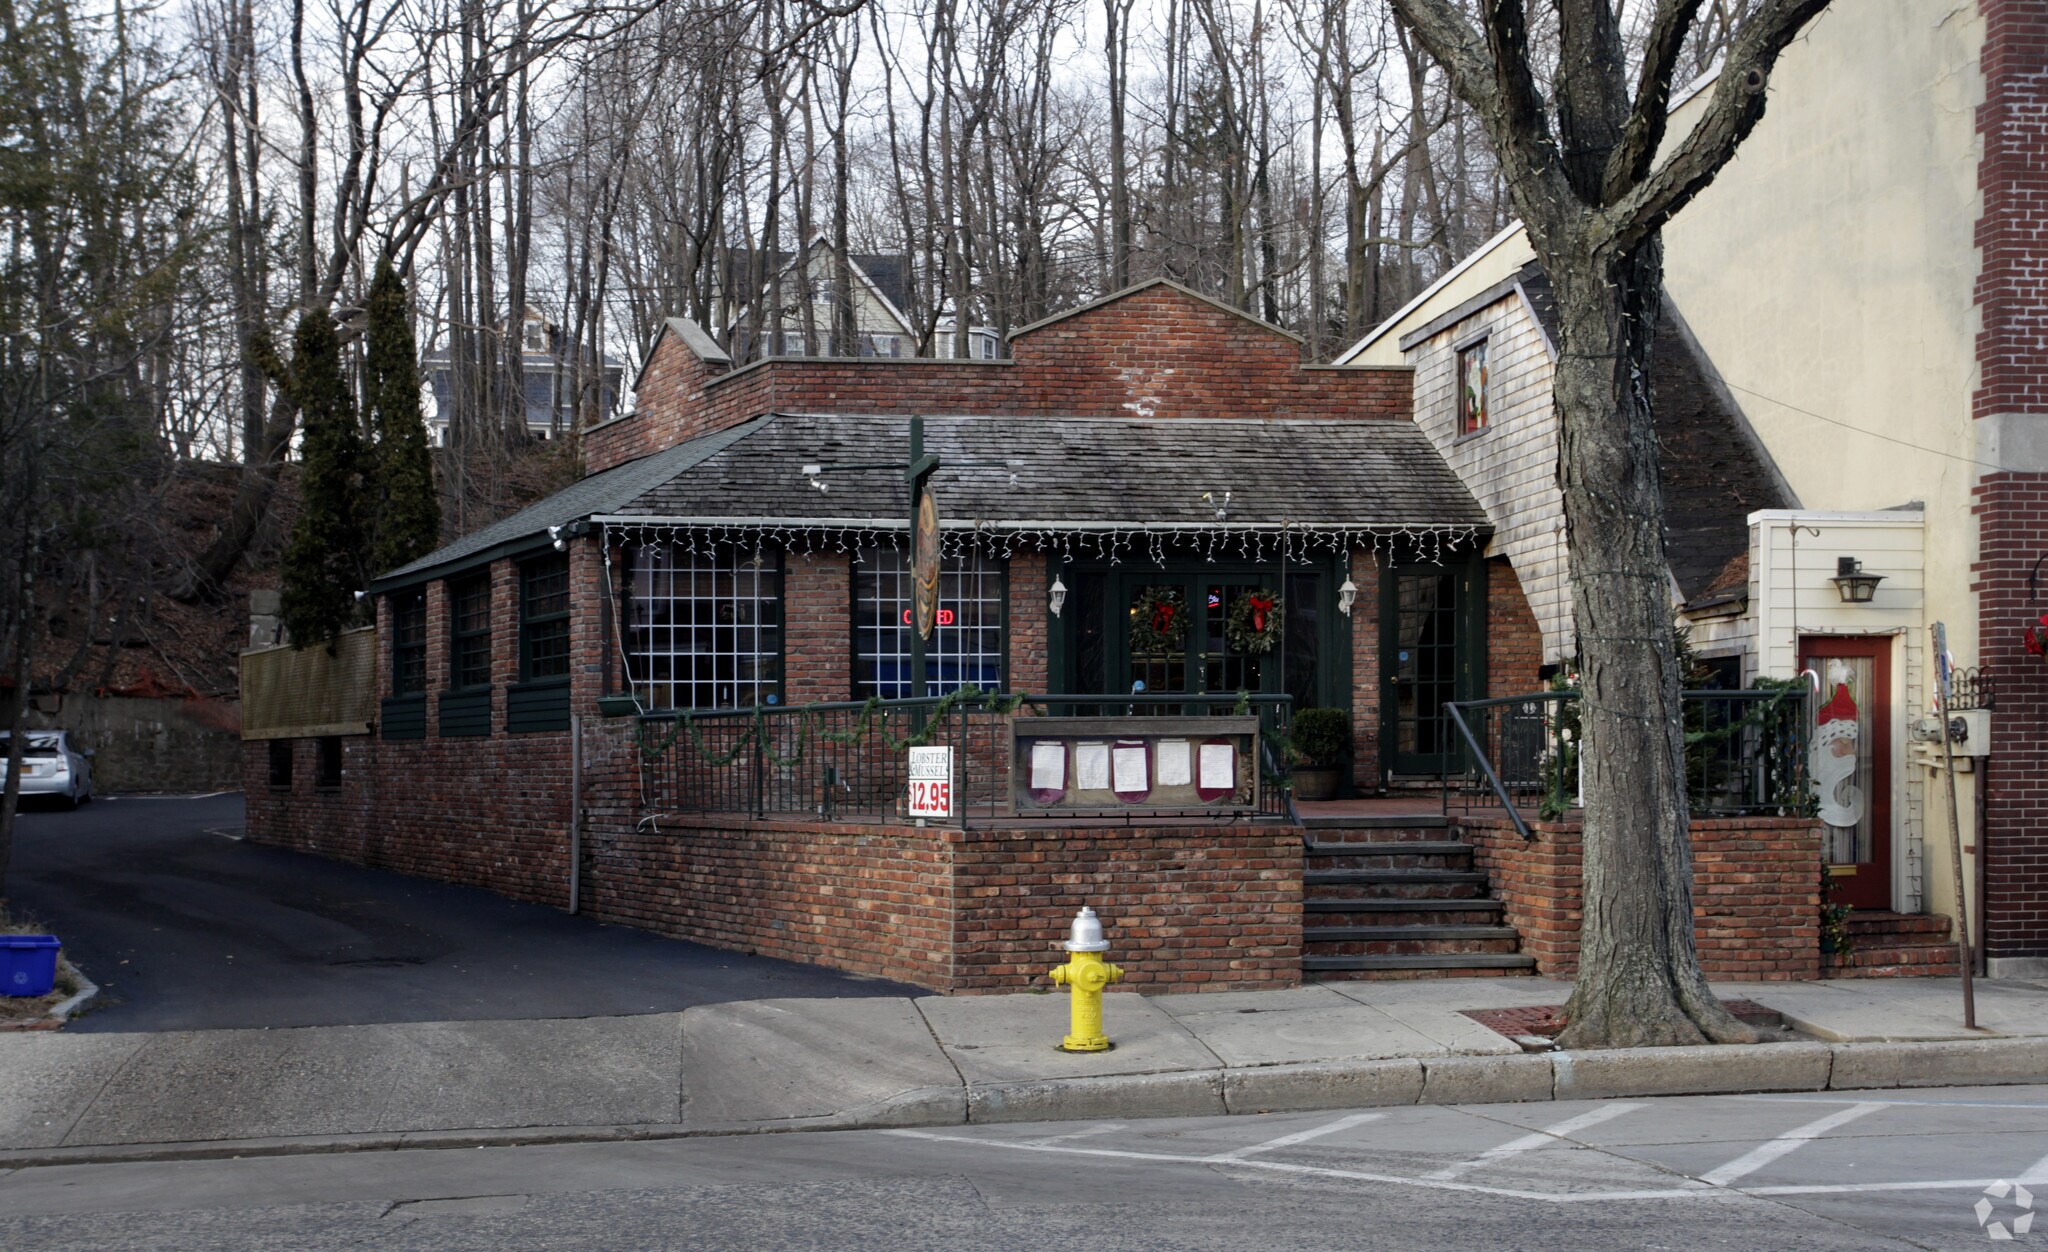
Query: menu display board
[{"left": 1008, "top": 716, "right": 1260, "bottom": 815}]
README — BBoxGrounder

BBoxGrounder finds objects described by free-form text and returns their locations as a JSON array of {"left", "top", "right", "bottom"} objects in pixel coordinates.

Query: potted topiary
[{"left": 1287, "top": 708, "right": 1351, "bottom": 801}]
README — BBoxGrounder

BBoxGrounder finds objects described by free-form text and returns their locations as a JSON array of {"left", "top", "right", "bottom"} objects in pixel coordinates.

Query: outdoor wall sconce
[
  {"left": 1337, "top": 577, "right": 1358, "bottom": 617},
  {"left": 1049, "top": 573, "right": 1068, "bottom": 618},
  {"left": 1832, "top": 556, "right": 1885, "bottom": 604}
]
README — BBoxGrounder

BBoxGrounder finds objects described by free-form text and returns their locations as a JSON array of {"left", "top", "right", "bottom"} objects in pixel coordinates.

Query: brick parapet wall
[
  {"left": 1459, "top": 812, "right": 1821, "bottom": 980},
  {"left": 1973, "top": 472, "right": 2048, "bottom": 958},
  {"left": 587, "top": 286, "right": 1413, "bottom": 473},
  {"left": 1975, "top": 0, "right": 2048, "bottom": 421}
]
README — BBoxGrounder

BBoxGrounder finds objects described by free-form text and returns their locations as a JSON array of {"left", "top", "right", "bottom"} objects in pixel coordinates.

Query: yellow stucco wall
[{"left": 1663, "top": 0, "right": 1984, "bottom": 921}]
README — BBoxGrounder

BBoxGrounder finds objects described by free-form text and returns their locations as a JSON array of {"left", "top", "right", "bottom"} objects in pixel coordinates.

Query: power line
[{"left": 1711, "top": 375, "right": 2002, "bottom": 473}]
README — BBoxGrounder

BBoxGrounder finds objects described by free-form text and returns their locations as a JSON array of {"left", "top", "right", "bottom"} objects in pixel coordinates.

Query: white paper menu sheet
[
  {"left": 1074, "top": 742, "right": 1111, "bottom": 791},
  {"left": 1029, "top": 741, "right": 1066, "bottom": 790},
  {"left": 1111, "top": 744, "right": 1149, "bottom": 793},
  {"left": 1199, "top": 742, "right": 1236, "bottom": 790},
  {"left": 1156, "top": 738, "right": 1192, "bottom": 788}
]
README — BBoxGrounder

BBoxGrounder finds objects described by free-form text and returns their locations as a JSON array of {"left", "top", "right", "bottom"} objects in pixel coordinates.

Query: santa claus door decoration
[{"left": 1803, "top": 638, "right": 1892, "bottom": 911}]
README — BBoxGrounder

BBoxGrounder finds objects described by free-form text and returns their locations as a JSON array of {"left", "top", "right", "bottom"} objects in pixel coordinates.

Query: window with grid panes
[
  {"left": 390, "top": 591, "right": 427, "bottom": 695},
  {"left": 450, "top": 575, "right": 492, "bottom": 689},
  {"left": 520, "top": 556, "right": 571, "bottom": 682},
  {"left": 853, "top": 548, "right": 1005, "bottom": 698},
  {"left": 625, "top": 542, "right": 782, "bottom": 710}
]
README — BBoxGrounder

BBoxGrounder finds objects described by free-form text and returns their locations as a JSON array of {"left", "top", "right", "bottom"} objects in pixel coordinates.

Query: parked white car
[{"left": 2, "top": 731, "right": 93, "bottom": 807}]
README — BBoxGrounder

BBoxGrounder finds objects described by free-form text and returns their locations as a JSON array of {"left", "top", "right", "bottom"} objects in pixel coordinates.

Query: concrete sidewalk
[{"left": 5, "top": 975, "right": 2046, "bottom": 1167}]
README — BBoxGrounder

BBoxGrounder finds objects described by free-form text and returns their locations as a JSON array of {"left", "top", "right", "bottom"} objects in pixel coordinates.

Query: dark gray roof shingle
[
  {"left": 372, "top": 420, "right": 762, "bottom": 587},
  {"left": 607, "top": 413, "right": 1488, "bottom": 532}
]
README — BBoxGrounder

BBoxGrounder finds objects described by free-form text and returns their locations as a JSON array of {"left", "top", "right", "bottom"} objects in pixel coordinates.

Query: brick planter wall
[
  {"left": 249, "top": 706, "right": 1302, "bottom": 994},
  {"left": 1459, "top": 812, "right": 1822, "bottom": 980}
]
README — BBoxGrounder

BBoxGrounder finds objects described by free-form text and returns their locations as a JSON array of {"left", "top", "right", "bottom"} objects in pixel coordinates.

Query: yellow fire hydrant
[{"left": 1048, "top": 906, "right": 1124, "bottom": 1052}]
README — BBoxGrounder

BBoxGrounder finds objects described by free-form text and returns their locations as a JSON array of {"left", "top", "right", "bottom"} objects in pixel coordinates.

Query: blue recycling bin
[{"left": 0, "top": 935, "right": 61, "bottom": 997}]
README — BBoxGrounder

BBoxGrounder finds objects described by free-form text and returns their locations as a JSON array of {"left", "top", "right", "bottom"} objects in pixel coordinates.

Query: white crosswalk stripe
[
  {"left": 1698, "top": 1102, "right": 1887, "bottom": 1187},
  {"left": 1424, "top": 1103, "right": 1645, "bottom": 1181},
  {"left": 1206, "top": 1112, "right": 1384, "bottom": 1161}
]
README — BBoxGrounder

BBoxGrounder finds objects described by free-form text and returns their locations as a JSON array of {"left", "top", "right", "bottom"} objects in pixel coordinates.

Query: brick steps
[
  {"left": 1300, "top": 823, "right": 1532, "bottom": 980},
  {"left": 1826, "top": 912, "right": 1962, "bottom": 978}
]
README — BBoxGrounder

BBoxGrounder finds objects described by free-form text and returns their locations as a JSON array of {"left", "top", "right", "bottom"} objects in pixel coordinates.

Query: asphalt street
[
  {"left": 6, "top": 793, "right": 916, "bottom": 1032},
  {"left": 2, "top": 1086, "right": 2045, "bottom": 1249}
]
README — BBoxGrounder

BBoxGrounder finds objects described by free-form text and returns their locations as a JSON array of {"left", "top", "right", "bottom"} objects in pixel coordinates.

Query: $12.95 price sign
[{"left": 906, "top": 746, "right": 954, "bottom": 818}]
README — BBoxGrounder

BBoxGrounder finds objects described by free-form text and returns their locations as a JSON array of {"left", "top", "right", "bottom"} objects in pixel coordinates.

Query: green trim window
[
  {"left": 390, "top": 591, "right": 427, "bottom": 696},
  {"left": 624, "top": 541, "right": 782, "bottom": 710},
  {"left": 853, "top": 548, "right": 1005, "bottom": 698},
  {"left": 520, "top": 556, "right": 572, "bottom": 682},
  {"left": 450, "top": 574, "right": 493, "bottom": 690}
]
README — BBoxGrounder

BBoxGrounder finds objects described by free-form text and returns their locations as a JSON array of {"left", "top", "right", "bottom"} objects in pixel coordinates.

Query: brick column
[
  {"left": 1008, "top": 550, "right": 1050, "bottom": 694},
  {"left": 1349, "top": 548, "right": 1381, "bottom": 790},
  {"left": 1487, "top": 556, "right": 1543, "bottom": 697},
  {"left": 784, "top": 550, "right": 851, "bottom": 704},
  {"left": 1971, "top": 1, "right": 2048, "bottom": 968}
]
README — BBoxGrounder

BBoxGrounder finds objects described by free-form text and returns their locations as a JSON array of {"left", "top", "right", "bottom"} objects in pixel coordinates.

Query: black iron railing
[
  {"left": 1443, "top": 687, "right": 1812, "bottom": 833},
  {"left": 637, "top": 691, "right": 1295, "bottom": 825}
]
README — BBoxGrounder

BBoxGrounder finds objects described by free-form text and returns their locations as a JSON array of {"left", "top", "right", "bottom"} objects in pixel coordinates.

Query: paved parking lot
[
  {"left": 1, "top": 1087, "right": 2042, "bottom": 1248},
  {"left": 7, "top": 794, "right": 915, "bottom": 1032}
]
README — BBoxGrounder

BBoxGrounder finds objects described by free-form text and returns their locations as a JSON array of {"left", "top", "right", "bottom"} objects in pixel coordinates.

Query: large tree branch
[
  {"left": 1596, "top": 0, "right": 1831, "bottom": 254},
  {"left": 1554, "top": 0, "right": 1632, "bottom": 200},
  {"left": 1602, "top": 0, "right": 1706, "bottom": 202},
  {"left": 1391, "top": 0, "right": 1573, "bottom": 238}
]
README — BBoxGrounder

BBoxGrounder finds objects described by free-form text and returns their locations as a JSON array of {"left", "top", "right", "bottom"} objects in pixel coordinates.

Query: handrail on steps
[{"left": 1441, "top": 699, "right": 1537, "bottom": 842}]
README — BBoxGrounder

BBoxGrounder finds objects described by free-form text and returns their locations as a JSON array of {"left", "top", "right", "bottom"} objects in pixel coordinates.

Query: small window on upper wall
[{"left": 1457, "top": 337, "right": 1490, "bottom": 436}]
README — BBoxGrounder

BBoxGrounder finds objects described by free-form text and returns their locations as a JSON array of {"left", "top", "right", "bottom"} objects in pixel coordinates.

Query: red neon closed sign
[{"left": 901, "top": 608, "right": 957, "bottom": 626}]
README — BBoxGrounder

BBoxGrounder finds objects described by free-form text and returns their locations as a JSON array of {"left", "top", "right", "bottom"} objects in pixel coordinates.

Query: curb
[{"left": 3, "top": 1036, "right": 2043, "bottom": 1170}]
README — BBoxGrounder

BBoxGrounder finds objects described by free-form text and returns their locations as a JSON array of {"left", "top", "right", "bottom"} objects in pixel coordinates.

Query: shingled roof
[{"left": 601, "top": 413, "right": 1490, "bottom": 532}]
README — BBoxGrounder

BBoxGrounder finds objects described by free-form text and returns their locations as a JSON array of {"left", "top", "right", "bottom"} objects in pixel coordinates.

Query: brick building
[{"left": 245, "top": 279, "right": 1828, "bottom": 990}]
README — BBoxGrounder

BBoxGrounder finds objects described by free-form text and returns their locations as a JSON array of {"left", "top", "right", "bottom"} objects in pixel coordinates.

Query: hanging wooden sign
[{"left": 913, "top": 488, "right": 941, "bottom": 640}]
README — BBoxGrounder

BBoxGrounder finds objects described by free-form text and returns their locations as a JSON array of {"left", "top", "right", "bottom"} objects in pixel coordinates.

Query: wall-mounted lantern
[
  {"left": 1832, "top": 556, "right": 1885, "bottom": 604},
  {"left": 1049, "top": 573, "right": 1068, "bottom": 618},
  {"left": 1337, "top": 577, "right": 1359, "bottom": 618}
]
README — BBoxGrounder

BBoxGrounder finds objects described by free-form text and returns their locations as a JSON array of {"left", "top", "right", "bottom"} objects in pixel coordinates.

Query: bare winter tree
[{"left": 1388, "top": 0, "right": 1830, "bottom": 1047}]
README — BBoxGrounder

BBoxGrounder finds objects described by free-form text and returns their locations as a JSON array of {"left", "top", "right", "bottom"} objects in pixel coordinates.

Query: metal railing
[
  {"left": 637, "top": 691, "right": 1295, "bottom": 826},
  {"left": 1443, "top": 687, "right": 1812, "bottom": 836}
]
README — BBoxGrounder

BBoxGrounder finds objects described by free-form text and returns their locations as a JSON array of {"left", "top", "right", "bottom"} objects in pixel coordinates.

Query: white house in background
[
  {"left": 723, "top": 237, "right": 1003, "bottom": 361},
  {"left": 423, "top": 307, "right": 623, "bottom": 445}
]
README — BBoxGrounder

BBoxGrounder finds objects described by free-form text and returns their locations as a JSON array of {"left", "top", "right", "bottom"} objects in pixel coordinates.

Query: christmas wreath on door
[
  {"left": 1225, "top": 589, "right": 1283, "bottom": 655},
  {"left": 1131, "top": 586, "right": 1188, "bottom": 654}
]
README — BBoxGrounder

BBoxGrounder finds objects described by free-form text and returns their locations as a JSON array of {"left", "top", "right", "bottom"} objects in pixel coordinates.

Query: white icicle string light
[{"left": 598, "top": 520, "right": 1480, "bottom": 565}]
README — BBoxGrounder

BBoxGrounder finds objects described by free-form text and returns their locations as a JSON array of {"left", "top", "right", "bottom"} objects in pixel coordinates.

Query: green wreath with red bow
[
  {"left": 1225, "top": 589, "right": 1284, "bottom": 655},
  {"left": 1131, "top": 586, "right": 1188, "bottom": 654}
]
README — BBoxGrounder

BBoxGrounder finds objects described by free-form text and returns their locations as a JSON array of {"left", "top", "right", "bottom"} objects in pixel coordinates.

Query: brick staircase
[
  {"left": 1825, "top": 911, "right": 1963, "bottom": 978},
  {"left": 1301, "top": 814, "right": 1536, "bottom": 979}
]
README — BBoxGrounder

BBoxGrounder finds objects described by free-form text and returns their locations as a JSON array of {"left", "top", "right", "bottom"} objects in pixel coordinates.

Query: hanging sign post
[{"left": 1931, "top": 622, "right": 1977, "bottom": 1030}]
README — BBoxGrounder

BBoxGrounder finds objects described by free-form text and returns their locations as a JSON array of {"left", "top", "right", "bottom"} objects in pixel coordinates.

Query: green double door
[
  {"left": 1061, "top": 564, "right": 1338, "bottom": 712},
  {"left": 1379, "top": 563, "right": 1487, "bottom": 778}
]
